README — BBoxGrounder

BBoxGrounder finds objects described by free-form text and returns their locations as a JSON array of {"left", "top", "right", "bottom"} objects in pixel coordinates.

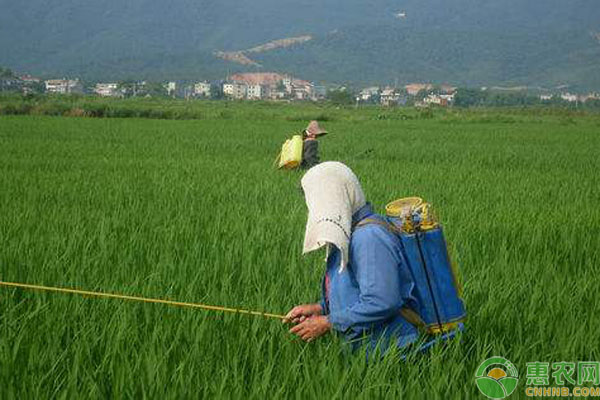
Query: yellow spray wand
[{"left": 0, "top": 280, "right": 285, "bottom": 320}]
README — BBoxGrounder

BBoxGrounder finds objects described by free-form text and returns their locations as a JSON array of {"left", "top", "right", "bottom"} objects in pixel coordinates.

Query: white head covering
[{"left": 301, "top": 161, "right": 366, "bottom": 271}]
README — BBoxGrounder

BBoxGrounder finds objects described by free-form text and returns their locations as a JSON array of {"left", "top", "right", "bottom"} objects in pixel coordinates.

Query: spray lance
[{"left": 0, "top": 280, "right": 285, "bottom": 320}]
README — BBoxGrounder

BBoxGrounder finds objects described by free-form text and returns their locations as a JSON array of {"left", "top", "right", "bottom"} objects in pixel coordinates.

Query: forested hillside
[{"left": 0, "top": 0, "right": 598, "bottom": 88}]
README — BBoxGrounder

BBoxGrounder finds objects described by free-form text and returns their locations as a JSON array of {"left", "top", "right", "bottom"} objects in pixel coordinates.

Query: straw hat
[{"left": 304, "top": 120, "right": 328, "bottom": 137}]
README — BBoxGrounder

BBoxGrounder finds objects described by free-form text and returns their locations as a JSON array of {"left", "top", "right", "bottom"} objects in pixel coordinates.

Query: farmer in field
[
  {"left": 283, "top": 161, "right": 462, "bottom": 353},
  {"left": 300, "top": 120, "right": 327, "bottom": 169}
]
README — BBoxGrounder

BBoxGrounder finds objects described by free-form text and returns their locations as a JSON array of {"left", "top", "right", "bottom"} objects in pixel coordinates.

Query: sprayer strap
[
  {"left": 399, "top": 306, "right": 426, "bottom": 329},
  {"left": 354, "top": 217, "right": 401, "bottom": 234},
  {"left": 273, "top": 150, "right": 282, "bottom": 168}
]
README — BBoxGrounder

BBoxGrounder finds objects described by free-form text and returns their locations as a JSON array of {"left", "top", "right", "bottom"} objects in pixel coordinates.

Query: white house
[
  {"left": 294, "top": 90, "right": 308, "bottom": 100},
  {"left": 247, "top": 84, "right": 263, "bottom": 99},
  {"left": 424, "top": 93, "right": 454, "bottom": 106},
  {"left": 194, "top": 82, "right": 211, "bottom": 97},
  {"left": 561, "top": 93, "right": 578, "bottom": 102},
  {"left": 222, "top": 83, "right": 234, "bottom": 96},
  {"left": 94, "top": 83, "right": 119, "bottom": 97},
  {"left": 165, "top": 82, "right": 177, "bottom": 96},
  {"left": 292, "top": 80, "right": 314, "bottom": 100},
  {"left": 359, "top": 87, "right": 380, "bottom": 102},
  {"left": 223, "top": 83, "right": 247, "bottom": 99},
  {"left": 282, "top": 77, "right": 293, "bottom": 94},
  {"left": 269, "top": 89, "right": 287, "bottom": 100},
  {"left": 380, "top": 88, "right": 400, "bottom": 106},
  {"left": 45, "top": 79, "right": 83, "bottom": 94}
]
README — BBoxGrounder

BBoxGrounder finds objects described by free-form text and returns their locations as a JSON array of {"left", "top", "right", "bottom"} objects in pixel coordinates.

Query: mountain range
[{"left": 1, "top": 0, "right": 599, "bottom": 90}]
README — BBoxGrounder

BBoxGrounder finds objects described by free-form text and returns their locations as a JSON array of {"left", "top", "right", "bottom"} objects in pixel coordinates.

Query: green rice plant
[{"left": 0, "top": 106, "right": 598, "bottom": 399}]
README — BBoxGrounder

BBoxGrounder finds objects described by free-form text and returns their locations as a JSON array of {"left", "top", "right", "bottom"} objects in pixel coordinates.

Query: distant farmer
[
  {"left": 276, "top": 120, "right": 327, "bottom": 170},
  {"left": 283, "top": 162, "right": 464, "bottom": 354},
  {"left": 300, "top": 120, "right": 327, "bottom": 169}
]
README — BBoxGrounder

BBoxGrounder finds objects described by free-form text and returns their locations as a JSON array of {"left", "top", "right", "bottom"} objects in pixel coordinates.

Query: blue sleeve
[{"left": 328, "top": 226, "right": 409, "bottom": 334}]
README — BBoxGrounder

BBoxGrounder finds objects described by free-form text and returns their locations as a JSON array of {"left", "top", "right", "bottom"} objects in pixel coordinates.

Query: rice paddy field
[{"left": 1, "top": 102, "right": 599, "bottom": 399}]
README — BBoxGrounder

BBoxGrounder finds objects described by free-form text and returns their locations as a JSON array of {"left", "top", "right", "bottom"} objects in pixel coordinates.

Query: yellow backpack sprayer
[
  {"left": 275, "top": 121, "right": 328, "bottom": 170},
  {"left": 276, "top": 134, "right": 304, "bottom": 169}
]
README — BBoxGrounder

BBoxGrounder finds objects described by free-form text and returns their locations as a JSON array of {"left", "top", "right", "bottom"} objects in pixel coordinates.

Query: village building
[
  {"left": 94, "top": 83, "right": 119, "bottom": 97},
  {"left": 223, "top": 82, "right": 247, "bottom": 99},
  {"left": 194, "top": 81, "right": 211, "bottom": 97},
  {"left": 579, "top": 93, "right": 600, "bottom": 102},
  {"left": 439, "top": 84, "right": 457, "bottom": 94},
  {"left": 226, "top": 72, "right": 317, "bottom": 101},
  {"left": 19, "top": 75, "right": 41, "bottom": 84},
  {"left": 424, "top": 93, "right": 454, "bottom": 106},
  {"left": 405, "top": 83, "right": 433, "bottom": 96},
  {"left": 270, "top": 89, "right": 287, "bottom": 100},
  {"left": 246, "top": 84, "right": 264, "bottom": 100},
  {"left": 229, "top": 72, "right": 283, "bottom": 100},
  {"left": 291, "top": 79, "right": 314, "bottom": 100},
  {"left": 358, "top": 87, "right": 380, "bottom": 102},
  {"left": 229, "top": 72, "right": 284, "bottom": 87},
  {"left": 17, "top": 75, "right": 42, "bottom": 94},
  {"left": 560, "top": 93, "right": 578, "bottom": 102},
  {"left": 423, "top": 95, "right": 441, "bottom": 106},
  {"left": 182, "top": 85, "right": 195, "bottom": 99},
  {"left": 45, "top": 79, "right": 83, "bottom": 94},
  {"left": 222, "top": 83, "right": 235, "bottom": 97},
  {"left": 116, "top": 81, "right": 147, "bottom": 97},
  {"left": 282, "top": 77, "right": 293, "bottom": 95},
  {"left": 293, "top": 88, "right": 308, "bottom": 100},
  {"left": 380, "top": 88, "right": 401, "bottom": 106},
  {"left": 165, "top": 82, "right": 177, "bottom": 97},
  {"left": 223, "top": 83, "right": 234, "bottom": 98},
  {"left": 0, "top": 77, "right": 22, "bottom": 92}
]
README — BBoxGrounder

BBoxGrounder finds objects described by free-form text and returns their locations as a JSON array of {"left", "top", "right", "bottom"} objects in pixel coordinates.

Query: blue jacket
[{"left": 320, "top": 203, "right": 420, "bottom": 351}]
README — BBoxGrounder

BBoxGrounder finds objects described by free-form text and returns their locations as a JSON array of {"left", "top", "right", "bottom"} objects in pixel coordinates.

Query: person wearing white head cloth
[{"left": 284, "top": 162, "right": 421, "bottom": 351}]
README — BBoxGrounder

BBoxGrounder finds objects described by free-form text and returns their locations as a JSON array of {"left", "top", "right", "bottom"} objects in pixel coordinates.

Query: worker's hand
[
  {"left": 289, "top": 315, "right": 331, "bottom": 342},
  {"left": 283, "top": 303, "right": 322, "bottom": 324}
]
